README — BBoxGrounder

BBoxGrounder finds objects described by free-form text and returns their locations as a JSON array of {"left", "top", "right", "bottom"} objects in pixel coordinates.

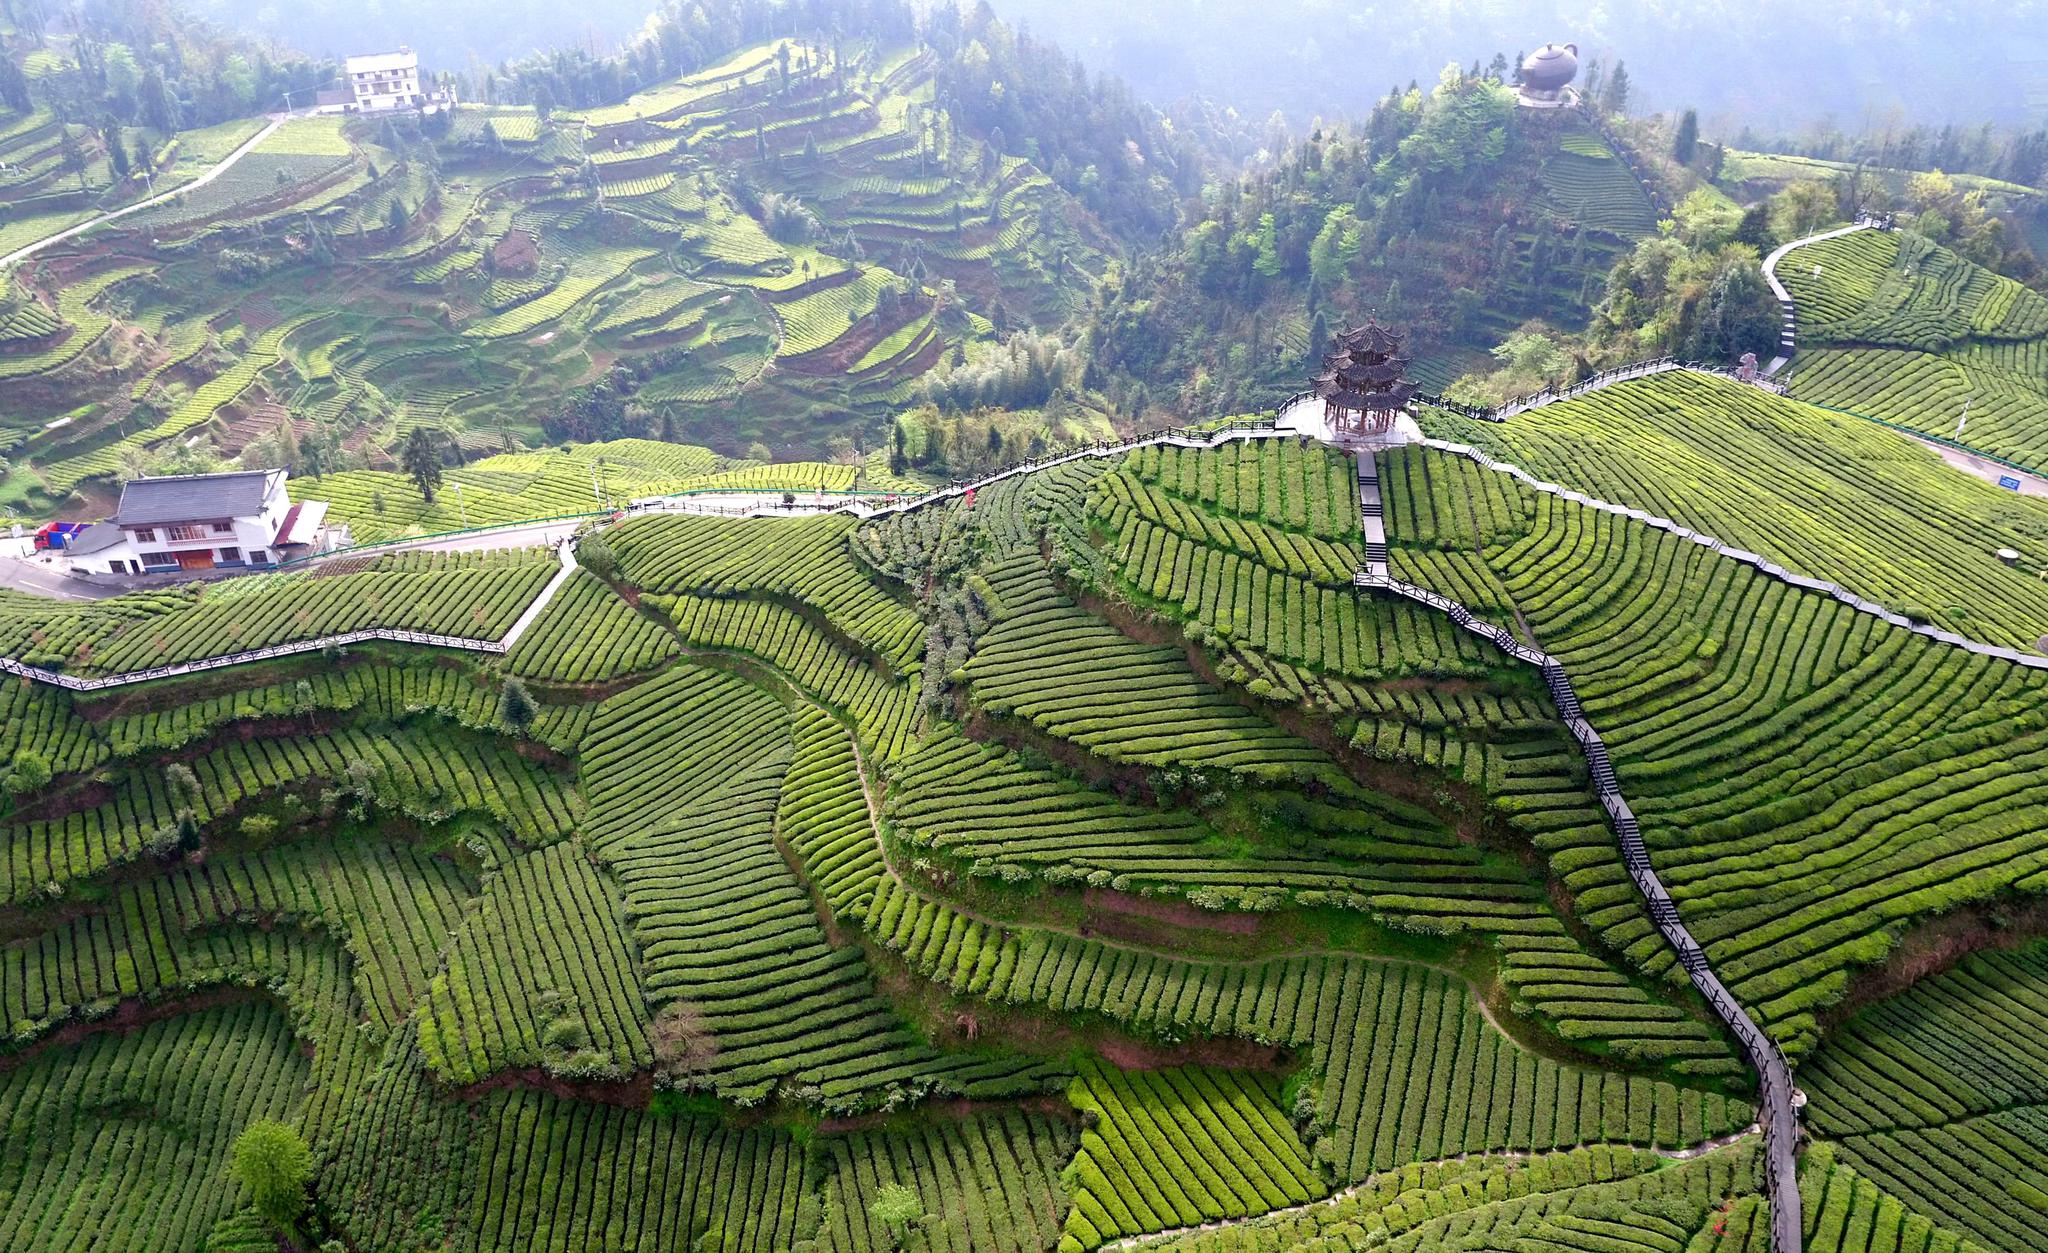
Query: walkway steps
[
  {"left": 1354, "top": 450, "right": 1390, "bottom": 582},
  {"left": 1758, "top": 218, "right": 1879, "bottom": 377},
  {"left": 1356, "top": 480, "right": 1806, "bottom": 1253}
]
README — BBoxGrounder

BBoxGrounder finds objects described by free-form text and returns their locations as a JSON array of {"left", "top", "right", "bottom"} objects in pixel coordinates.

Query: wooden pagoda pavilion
[{"left": 1312, "top": 319, "right": 1418, "bottom": 435}]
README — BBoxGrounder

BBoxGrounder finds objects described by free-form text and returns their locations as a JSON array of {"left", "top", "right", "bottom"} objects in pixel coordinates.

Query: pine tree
[
  {"left": 401, "top": 426, "right": 449, "bottom": 502},
  {"left": 1673, "top": 109, "right": 1699, "bottom": 165},
  {"left": 0, "top": 55, "right": 31, "bottom": 114},
  {"left": 1605, "top": 63, "right": 1632, "bottom": 117},
  {"left": 499, "top": 678, "right": 537, "bottom": 736}
]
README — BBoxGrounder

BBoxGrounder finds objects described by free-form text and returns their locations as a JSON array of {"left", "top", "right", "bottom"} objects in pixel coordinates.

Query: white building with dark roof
[
  {"left": 344, "top": 47, "right": 457, "bottom": 113},
  {"left": 346, "top": 49, "right": 420, "bottom": 112},
  {"left": 63, "top": 469, "right": 340, "bottom": 576}
]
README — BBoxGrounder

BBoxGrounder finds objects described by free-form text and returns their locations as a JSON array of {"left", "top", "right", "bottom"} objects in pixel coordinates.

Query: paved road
[
  {"left": 1906, "top": 433, "right": 2048, "bottom": 498},
  {"left": 360, "top": 518, "right": 592, "bottom": 556},
  {"left": 0, "top": 553, "right": 125, "bottom": 600},
  {"left": 0, "top": 116, "right": 284, "bottom": 271}
]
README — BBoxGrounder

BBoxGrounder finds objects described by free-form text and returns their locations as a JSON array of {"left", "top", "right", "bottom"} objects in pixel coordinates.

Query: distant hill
[
  {"left": 184, "top": 0, "right": 659, "bottom": 72},
  {"left": 0, "top": 35, "right": 1119, "bottom": 509},
  {"left": 1082, "top": 72, "right": 1668, "bottom": 421}
]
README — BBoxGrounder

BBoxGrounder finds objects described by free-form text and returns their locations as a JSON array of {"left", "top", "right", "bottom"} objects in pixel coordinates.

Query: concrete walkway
[
  {"left": 0, "top": 550, "right": 128, "bottom": 600},
  {"left": 1416, "top": 434, "right": 2048, "bottom": 668},
  {"left": 0, "top": 539, "right": 577, "bottom": 691},
  {"left": 1352, "top": 449, "right": 1805, "bottom": 1253},
  {"left": 1760, "top": 220, "right": 1877, "bottom": 375},
  {"left": 0, "top": 117, "right": 284, "bottom": 272},
  {"left": 1905, "top": 433, "right": 2048, "bottom": 497},
  {"left": 1274, "top": 392, "right": 1426, "bottom": 445}
]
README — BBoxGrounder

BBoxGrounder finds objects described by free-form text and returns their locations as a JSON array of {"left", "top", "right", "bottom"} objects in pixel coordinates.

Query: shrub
[
  {"left": 230, "top": 1120, "right": 311, "bottom": 1233},
  {"left": 5, "top": 749, "right": 50, "bottom": 796},
  {"left": 239, "top": 814, "right": 279, "bottom": 842},
  {"left": 870, "top": 1182, "right": 923, "bottom": 1242}
]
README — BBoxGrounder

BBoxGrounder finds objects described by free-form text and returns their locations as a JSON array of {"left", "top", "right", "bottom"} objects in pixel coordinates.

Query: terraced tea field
[
  {"left": 1374, "top": 437, "right": 2048, "bottom": 1061},
  {"left": 1, "top": 394, "right": 2033, "bottom": 1249},
  {"left": 1, "top": 21, "right": 2042, "bottom": 1242},
  {"left": 1782, "top": 227, "right": 2048, "bottom": 468},
  {"left": 1418, "top": 371, "right": 2048, "bottom": 652},
  {"left": 1537, "top": 132, "right": 1661, "bottom": 235},
  {"left": 0, "top": 36, "right": 1102, "bottom": 515}
]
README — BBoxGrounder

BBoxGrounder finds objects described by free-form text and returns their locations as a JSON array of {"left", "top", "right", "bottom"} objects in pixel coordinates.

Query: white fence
[
  {"left": 1, "top": 541, "right": 579, "bottom": 692},
  {"left": 1416, "top": 436, "right": 2048, "bottom": 670}
]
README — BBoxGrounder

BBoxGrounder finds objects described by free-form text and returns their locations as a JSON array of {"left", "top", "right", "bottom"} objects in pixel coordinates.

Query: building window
[
  {"left": 248, "top": 549, "right": 268, "bottom": 564},
  {"left": 167, "top": 523, "right": 209, "bottom": 542},
  {"left": 212, "top": 521, "right": 233, "bottom": 534},
  {"left": 142, "top": 552, "right": 177, "bottom": 569},
  {"left": 218, "top": 547, "right": 242, "bottom": 563},
  {"left": 130, "top": 528, "right": 156, "bottom": 542}
]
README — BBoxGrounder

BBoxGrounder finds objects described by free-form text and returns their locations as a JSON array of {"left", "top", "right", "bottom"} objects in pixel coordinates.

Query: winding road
[{"left": 0, "top": 116, "right": 283, "bottom": 272}]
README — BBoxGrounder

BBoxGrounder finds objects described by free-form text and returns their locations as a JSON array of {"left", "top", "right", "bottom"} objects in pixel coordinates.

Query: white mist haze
[{"left": 990, "top": 0, "right": 2048, "bottom": 132}]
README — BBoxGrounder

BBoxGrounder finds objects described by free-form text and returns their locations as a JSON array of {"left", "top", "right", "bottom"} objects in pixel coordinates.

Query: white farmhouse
[
  {"left": 346, "top": 48, "right": 427, "bottom": 113},
  {"left": 63, "top": 469, "right": 340, "bottom": 576}
]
